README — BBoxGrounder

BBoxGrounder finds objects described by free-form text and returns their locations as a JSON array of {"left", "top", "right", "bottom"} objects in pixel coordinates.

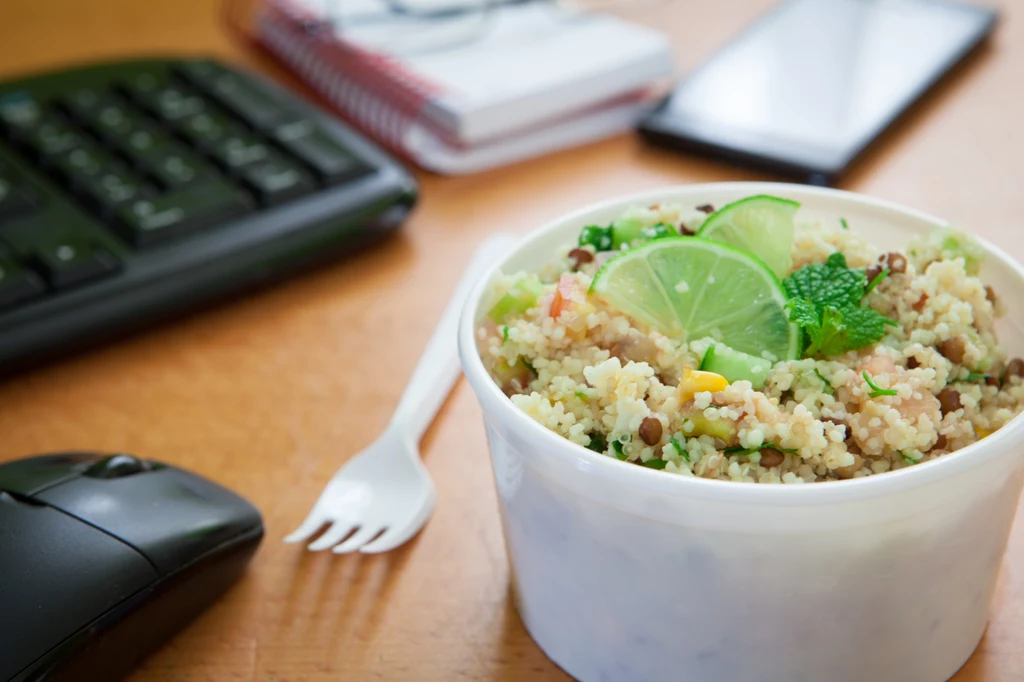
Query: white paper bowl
[{"left": 457, "top": 183, "right": 1024, "bottom": 682}]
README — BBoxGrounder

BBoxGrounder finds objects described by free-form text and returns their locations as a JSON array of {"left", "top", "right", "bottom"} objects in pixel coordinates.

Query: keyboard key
[
  {"left": 174, "top": 60, "right": 223, "bottom": 86},
  {"left": 52, "top": 144, "right": 114, "bottom": 189},
  {"left": 210, "top": 133, "right": 270, "bottom": 172},
  {"left": 273, "top": 119, "right": 367, "bottom": 184},
  {"left": 177, "top": 109, "right": 237, "bottom": 149},
  {"left": 21, "top": 115, "right": 87, "bottom": 158},
  {"left": 118, "top": 125, "right": 176, "bottom": 166},
  {"left": 80, "top": 167, "right": 145, "bottom": 214},
  {"left": 240, "top": 157, "right": 316, "bottom": 205},
  {"left": 122, "top": 71, "right": 168, "bottom": 99},
  {"left": 0, "top": 252, "right": 45, "bottom": 309},
  {"left": 0, "top": 174, "right": 36, "bottom": 218},
  {"left": 189, "top": 68, "right": 298, "bottom": 131},
  {"left": 61, "top": 88, "right": 109, "bottom": 120},
  {"left": 0, "top": 92, "right": 43, "bottom": 134},
  {"left": 116, "top": 180, "right": 252, "bottom": 247},
  {"left": 82, "top": 100, "right": 148, "bottom": 143},
  {"left": 147, "top": 150, "right": 212, "bottom": 189},
  {"left": 30, "top": 238, "right": 120, "bottom": 289},
  {"left": 131, "top": 83, "right": 207, "bottom": 122}
]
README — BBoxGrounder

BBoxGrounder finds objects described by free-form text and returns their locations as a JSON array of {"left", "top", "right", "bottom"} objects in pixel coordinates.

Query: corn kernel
[
  {"left": 977, "top": 427, "right": 993, "bottom": 439},
  {"left": 679, "top": 367, "right": 730, "bottom": 402}
]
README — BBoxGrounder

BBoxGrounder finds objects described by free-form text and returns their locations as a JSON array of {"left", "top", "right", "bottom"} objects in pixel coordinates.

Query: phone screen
[{"left": 642, "top": 0, "right": 996, "bottom": 183}]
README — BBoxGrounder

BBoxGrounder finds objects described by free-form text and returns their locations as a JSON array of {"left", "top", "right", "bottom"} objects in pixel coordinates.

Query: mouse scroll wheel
[{"left": 83, "top": 454, "right": 159, "bottom": 479}]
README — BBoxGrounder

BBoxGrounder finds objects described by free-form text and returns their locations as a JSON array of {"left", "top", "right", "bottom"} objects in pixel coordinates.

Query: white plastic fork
[{"left": 285, "top": 233, "right": 518, "bottom": 554}]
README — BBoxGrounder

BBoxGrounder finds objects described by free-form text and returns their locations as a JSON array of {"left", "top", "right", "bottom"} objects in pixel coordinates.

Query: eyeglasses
[{"left": 311, "top": 0, "right": 669, "bottom": 57}]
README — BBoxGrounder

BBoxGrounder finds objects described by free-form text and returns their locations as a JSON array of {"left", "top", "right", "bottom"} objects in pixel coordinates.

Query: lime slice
[
  {"left": 590, "top": 237, "right": 800, "bottom": 361},
  {"left": 697, "top": 195, "right": 799, "bottom": 278}
]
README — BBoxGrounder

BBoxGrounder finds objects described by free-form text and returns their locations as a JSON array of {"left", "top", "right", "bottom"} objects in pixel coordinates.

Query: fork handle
[{"left": 390, "top": 233, "right": 519, "bottom": 443}]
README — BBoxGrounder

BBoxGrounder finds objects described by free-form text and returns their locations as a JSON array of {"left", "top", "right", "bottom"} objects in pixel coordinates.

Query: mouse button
[
  {"left": 0, "top": 452, "right": 106, "bottom": 497},
  {"left": 0, "top": 494, "right": 158, "bottom": 682},
  {"left": 83, "top": 454, "right": 160, "bottom": 479},
  {"left": 34, "top": 468, "right": 263, "bottom": 575}
]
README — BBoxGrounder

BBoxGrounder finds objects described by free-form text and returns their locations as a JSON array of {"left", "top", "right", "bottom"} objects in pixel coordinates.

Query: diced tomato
[
  {"left": 550, "top": 274, "right": 585, "bottom": 318},
  {"left": 550, "top": 289, "right": 565, "bottom": 319}
]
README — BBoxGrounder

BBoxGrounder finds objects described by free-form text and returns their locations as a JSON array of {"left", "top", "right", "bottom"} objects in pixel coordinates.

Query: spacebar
[{"left": 116, "top": 181, "right": 253, "bottom": 248}]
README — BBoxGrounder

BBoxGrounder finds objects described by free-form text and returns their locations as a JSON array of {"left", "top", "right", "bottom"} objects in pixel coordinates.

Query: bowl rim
[{"left": 458, "top": 182, "right": 1024, "bottom": 504}]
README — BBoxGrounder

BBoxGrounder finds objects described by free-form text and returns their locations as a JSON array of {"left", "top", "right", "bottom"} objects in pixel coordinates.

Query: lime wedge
[
  {"left": 697, "top": 195, "right": 799, "bottom": 278},
  {"left": 590, "top": 237, "right": 800, "bottom": 361}
]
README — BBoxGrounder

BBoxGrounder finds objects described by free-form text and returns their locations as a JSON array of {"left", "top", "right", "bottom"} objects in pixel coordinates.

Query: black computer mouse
[{"left": 0, "top": 452, "right": 264, "bottom": 682}]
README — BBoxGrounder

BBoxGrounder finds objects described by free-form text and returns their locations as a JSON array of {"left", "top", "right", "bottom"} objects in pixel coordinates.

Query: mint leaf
[
  {"left": 784, "top": 253, "right": 897, "bottom": 358},
  {"left": 787, "top": 301, "right": 847, "bottom": 357},
  {"left": 586, "top": 432, "right": 607, "bottom": 453},
  {"left": 786, "top": 297, "right": 818, "bottom": 328},
  {"left": 640, "top": 458, "right": 668, "bottom": 469},
  {"left": 784, "top": 252, "right": 865, "bottom": 311},
  {"left": 841, "top": 306, "right": 897, "bottom": 349},
  {"left": 811, "top": 306, "right": 848, "bottom": 357}
]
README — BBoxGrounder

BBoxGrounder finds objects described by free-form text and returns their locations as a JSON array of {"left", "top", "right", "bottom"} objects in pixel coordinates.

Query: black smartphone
[{"left": 638, "top": 0, "right": 998, "bottom": 185}]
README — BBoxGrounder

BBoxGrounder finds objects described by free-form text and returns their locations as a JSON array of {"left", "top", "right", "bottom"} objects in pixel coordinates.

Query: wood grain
[{"left": 1, "top": 1, "right": 1022, "bottom": 680}]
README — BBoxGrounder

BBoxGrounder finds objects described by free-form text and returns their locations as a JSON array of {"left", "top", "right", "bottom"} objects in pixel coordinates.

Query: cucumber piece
[
  {"left": 699, "top": 343, "right": 773, "bottom": 389},
  {"left": 611, "top": 218, "right": 678, "bottom": 249},
  {"left": 611, "top": 216, "right": 645, "bottom": 249},
  {"left": 488, "top": 277, "right": 544, "bottom": 323},
  {"left": 686, "top": 413, "right": 737, "bottom": 442}
]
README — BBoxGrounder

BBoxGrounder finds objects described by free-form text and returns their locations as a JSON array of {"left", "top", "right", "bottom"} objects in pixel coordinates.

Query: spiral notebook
[{"left": 249, "top": 0, "right": 674, "bottom": 173}]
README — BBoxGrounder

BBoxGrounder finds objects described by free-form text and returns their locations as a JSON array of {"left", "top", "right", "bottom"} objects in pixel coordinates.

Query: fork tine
[
  {"left": 332, "top": 526, "right": 383, "bottom": 554},
  {"left": 360, "top": 493, "right": 435, "bottom": 554},
  {"left": 358, "top": 525, "right": 416, "bottom": 555},
  {"left": 284, "top": 511, "right": 330, "bottom": 544},
  {"left": 306, "top": 521, "right": 356, "bottom": 552},
  {"left": 359, "top": 516, "right": 426, "bottom": 554}
]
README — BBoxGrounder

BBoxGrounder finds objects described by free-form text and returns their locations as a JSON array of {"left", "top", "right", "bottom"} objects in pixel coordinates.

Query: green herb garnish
[
  {"left": 962, "top": 370, "right": 990, "bottom": 383},
  {"left": 586, "top": 433, "right": 607, "bottom": 453},
  {"left": 723, "top": 442, "right": 799, "bottom": 457},
  {"left": 862, "top": 370, "right": 898, "bottom": 398},
  {"left": 814, "top": 368, "right": 835, "bottom": 395},
  {"left": 784, "top": 252, "right": 897, "bottom": 357},
  {"left": 501, "top": 326, "right": 510, "bottom": 343},
  {"left": 521, "top": 358, "right": 536, "bottom": 375},
  {"left": 839, "top": 217, "right": 849, "bottom": 230},
  {"left": 578, "top": 224, "right": 614, "bottom": 252},
  {"left": 639, "top": 222, "right": 678, "bottom": 241},
  {"left": 574, "top": 389, "right": 589, "bottom": 401},
  {"left": 900, "top": 451, "right": 920, "bottom": 465},
  {"left": 611, "top": 439, "right": 627, "bottom": 460},
  {"left": 640, "top": 458, "right": 668, "bottom": 469},
  {"left": 669, "top": 435, "right": 690, "bottom": 462},
  {"left": 864, "top": 268, "right": 889, "bottom": 296}
]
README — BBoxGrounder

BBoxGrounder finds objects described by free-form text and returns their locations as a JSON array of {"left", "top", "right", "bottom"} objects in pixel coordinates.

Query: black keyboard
[{"left": 0, "top": 57, "right": 416, "bottom": 373}]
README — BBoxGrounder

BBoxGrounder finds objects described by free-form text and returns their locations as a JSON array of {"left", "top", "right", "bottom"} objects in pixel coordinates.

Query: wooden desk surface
[{"left": 2, "top": 1, "right": 1023, "bottom": 680}]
